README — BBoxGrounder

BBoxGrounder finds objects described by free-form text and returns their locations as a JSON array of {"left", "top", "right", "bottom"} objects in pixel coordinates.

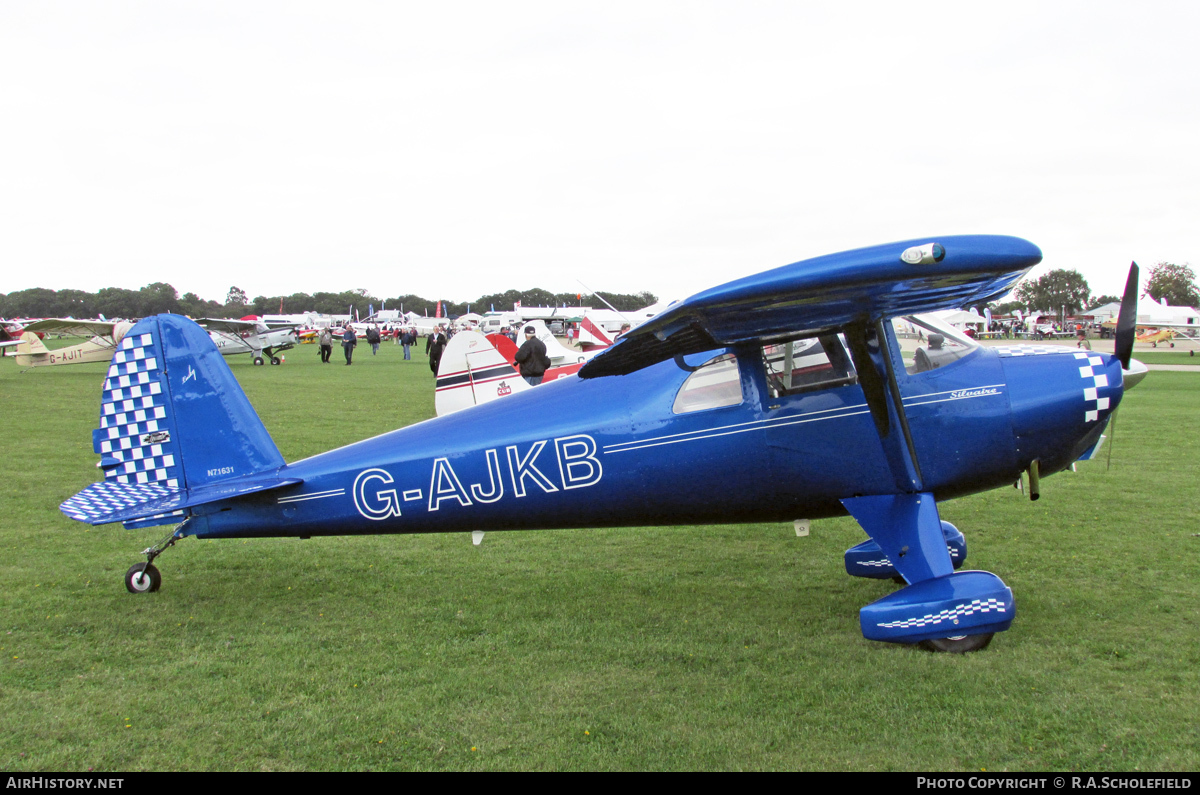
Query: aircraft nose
[{"left": 1001, "top": 348, "right": 1125, "bottom": 475}]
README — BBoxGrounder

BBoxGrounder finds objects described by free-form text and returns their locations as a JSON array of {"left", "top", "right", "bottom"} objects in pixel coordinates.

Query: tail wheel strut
[{"left": 124, "top": 524, "right": 185, "bottom": 594}]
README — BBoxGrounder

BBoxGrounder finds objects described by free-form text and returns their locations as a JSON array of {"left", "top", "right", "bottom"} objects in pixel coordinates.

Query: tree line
[
  {"left": 0, "top": 283, "right": 659, "bottom": 320},
  {"left": 992, "top": 262, "right": 1197, "bottom": 317},
  {"left": 4, "top": 263, "right": 1195, "bottom": 321}
]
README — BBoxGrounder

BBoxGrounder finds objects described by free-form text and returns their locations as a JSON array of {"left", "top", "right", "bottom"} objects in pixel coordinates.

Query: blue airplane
[{"left": 59, "top": 235, "right": 1145, "bottom": 652}]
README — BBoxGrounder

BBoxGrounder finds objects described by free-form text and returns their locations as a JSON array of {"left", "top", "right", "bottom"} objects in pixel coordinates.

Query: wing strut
[{"left": 843, "top": 320, "right": 924, "bottom": 493}]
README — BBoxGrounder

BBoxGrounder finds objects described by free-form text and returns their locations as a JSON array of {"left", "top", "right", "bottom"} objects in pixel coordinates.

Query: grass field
[{"left": 1, "top": 339, "right": 1197, "bottom": 771}]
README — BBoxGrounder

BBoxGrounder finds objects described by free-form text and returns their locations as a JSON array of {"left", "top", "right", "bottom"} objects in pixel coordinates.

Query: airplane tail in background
[
  {"left": 435, "top": 330, "right": 530, "bottom": 416},
  {"left": 14, "top": 332, "right": 50, "bottom": 366},
  {"left": 577, "top": 316, "right": 614, "bottom": 350},
  {"left": 60, "top": 315, "right": 299, "bottom": 529},
  {"left": 485, "top": 333, "right": 519, "bottom": 364}
]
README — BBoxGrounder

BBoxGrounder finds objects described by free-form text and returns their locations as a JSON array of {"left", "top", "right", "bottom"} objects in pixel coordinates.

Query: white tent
[{"left": 929, "top": 309, "right": 986, "bottom": 330}]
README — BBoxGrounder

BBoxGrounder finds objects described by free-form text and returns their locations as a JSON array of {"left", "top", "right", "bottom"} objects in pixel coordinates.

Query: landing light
[{"left": 900, "top": 243, "right": 945, "bottom": 265}]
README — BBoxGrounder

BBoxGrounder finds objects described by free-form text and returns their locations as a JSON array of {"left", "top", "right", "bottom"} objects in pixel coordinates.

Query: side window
[
  {"left": 673, "top": 353, "right": 743, "bottom": 414},
  {"left": 763, "top": 334, "right": 857, "bottom": 398},
  {"left": 891, "top": 316, "right": 979, "bottom": 374}
]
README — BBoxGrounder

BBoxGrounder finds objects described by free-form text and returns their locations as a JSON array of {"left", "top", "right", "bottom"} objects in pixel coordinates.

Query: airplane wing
[
  {"left": 197, "top": 318, "right": 259, "bottom": 333},
  {"left": 20, "top": 318, "right": 124, "bottom": 338},
  {"left": 579, "top": 235, "right": 1041, "bottom": 379}
]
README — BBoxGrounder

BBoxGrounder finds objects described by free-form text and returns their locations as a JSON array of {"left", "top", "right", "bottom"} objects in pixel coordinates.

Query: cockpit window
[
  {"left": 891, "top": 315, "right": 980, "bottom": 374},
  {"left": 673, "top": 353, "right": 743, "bottom": 414},
  {"left": 762, "top": 334, "right": 857, "bottom": 398}
]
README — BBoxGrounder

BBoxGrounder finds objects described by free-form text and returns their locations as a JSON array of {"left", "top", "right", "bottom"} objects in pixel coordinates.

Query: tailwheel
[
  {"left": 919, "top": 633, "right": 994, "bottom": 653},
  {"left": 124, "top": 524, "right": 184, "bottom": 594},
  {"left": 125, "top": 563, "right": 161, "bottom": 594}
]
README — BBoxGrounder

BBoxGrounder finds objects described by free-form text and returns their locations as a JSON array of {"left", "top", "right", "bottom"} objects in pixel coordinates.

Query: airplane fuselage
[
  {"left": 183, "top": 337, "right": 1123, "bottom": 540},
  {"left": 208, "top": 328, "right": 296, "bottom": 357}
]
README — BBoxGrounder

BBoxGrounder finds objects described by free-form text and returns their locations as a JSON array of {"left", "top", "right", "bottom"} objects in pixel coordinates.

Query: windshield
[{"left": 891, "top": 314, "right": 980, "bottom": 374}]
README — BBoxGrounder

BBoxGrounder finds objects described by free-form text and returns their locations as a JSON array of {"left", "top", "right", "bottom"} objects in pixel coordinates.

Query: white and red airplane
[{"left": 434, "top": 330, "right": 588, "bottom": 416}]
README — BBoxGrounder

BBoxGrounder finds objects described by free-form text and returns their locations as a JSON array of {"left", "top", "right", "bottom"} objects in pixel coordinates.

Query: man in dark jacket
[
  {"left": 428, "top": 327, "right": 447, "bottom": 375},
  {"left": 514, "top": 326, "right": 549, "bottom": 385},
  {"left": 342, "top": 326, "right": 357, "bottom": 365}
]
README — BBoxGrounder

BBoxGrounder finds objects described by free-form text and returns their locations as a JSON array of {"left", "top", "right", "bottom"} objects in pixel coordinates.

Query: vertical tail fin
[
  {"left": 577, "top": 316, "right": 614, "bottom": 349},
  {"left": 14, "top": 332, "right": 49, "bottom": 365},
  {"left": 435, "top": 330, "right": 530, "bottom": 416},
  {"left": 61, "top": 314, "right": 288, "bottom": 528}
]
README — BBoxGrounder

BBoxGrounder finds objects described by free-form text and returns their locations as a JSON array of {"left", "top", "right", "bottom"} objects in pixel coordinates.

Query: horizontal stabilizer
[{"left": 61, "top": 476, "right": 301, "bottom": 526}]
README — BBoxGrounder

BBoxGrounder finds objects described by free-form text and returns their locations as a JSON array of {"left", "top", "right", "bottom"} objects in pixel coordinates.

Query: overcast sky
[{"left": 1, "top": 1, "right": 1196, "bottom": 308}]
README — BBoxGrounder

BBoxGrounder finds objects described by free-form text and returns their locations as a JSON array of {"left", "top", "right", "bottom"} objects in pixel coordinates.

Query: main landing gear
[
  {"left": 919, "top": 634, "right": 994, "bottom": 653},
  {"left": 841, "top": 494, "right": 1016, "bottom": 653},
  {"left": 124, "top": 525, "right": 185, "bottom": 594}
]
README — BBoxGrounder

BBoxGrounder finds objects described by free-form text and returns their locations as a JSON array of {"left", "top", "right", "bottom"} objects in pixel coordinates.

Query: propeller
[
  {"left": 1106, "top": 262, "right": 1146, "bottom": 470},
  {"left": 1114, "top": 262, "right": 1139, "bottom": 370}
]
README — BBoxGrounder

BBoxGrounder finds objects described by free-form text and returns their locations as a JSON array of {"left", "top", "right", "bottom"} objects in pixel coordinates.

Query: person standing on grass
[
  {"left": 342, "top": 325, "right": 357, "bottom": 365},
  {"left": 318, "top": 327, "right": 333, "bottom": 363},
  {"left": 366, "top": 324, "right": 381, "bottom": 355},
  {"left": 428, "top": 326, "right": 447, "bottom": 374},
  {"left": 401, "top": 327, "right": 414, "bottom": 360}
]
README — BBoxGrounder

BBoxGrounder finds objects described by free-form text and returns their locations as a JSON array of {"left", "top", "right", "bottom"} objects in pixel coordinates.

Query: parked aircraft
[
  {"left": 434, "top": 330, "right": 586, "bottom": 416},
  {"left": 576, "top": 316, "right": 615, "bottom": 350},
  {"left": 1096, "top": 298, "right": 1200, "bottom": 352},
  {"left": 1111, "top": 297, "right": 1200, "bottom": 352},
  {"left": 1, "top": 324, "right": 27, "bottom": 353},
  {"left": 434, "top": 330, "right": 533, "bottom": 416},
  {"left": 10, "top": 317, "right": 299, "bottom": 368},
  {"left": 2, "top": 320, "right": 41, "bottom": 353},
  {"left": 12, "top": 319, "right": 135, "bottom": 367},
  {"left": 483, "top": 333, "right": 585, "bottom": 382},
  {"left": 197, "top": 317, "right": 298, "bottom": 365},
  {"left": 58, "top": 236, "right": 1146, "bottom": 653},
  {"left": 522, "top": 319, "right": 589, "bottom": 365}
]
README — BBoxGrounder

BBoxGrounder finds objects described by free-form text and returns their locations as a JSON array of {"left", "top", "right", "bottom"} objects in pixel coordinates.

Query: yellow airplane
[
  {"left": 14, "top": 319, "right": 135, "bottom": 367},
  {"left": 15, "top": 316, "right": 300, "bottom": 368},
  {"left": 1135, "top": 327, "right": 1176, "bottom": 345}
]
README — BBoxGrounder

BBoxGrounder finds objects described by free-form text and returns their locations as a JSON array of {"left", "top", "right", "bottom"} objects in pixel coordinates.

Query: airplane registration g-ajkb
[{"left": 59, "top": 235, "right": 1146, "bottom": 653}]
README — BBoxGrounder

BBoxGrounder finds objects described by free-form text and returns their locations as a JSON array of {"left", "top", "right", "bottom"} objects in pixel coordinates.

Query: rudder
[
  {"left": 14, "top": 332, "right": 49, "bottom": 366},
  {"left": 61, "top": 314, "right": 287, "bottom": 528}
]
